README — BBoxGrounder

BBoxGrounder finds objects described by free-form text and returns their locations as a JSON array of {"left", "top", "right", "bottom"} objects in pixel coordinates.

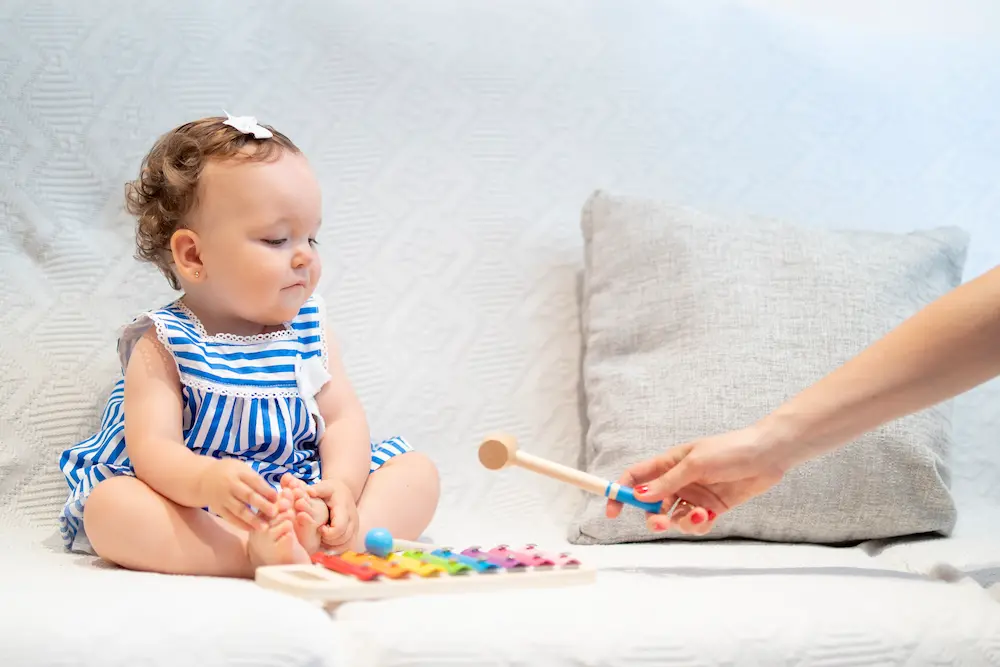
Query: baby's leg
[
  {"left": 83, "top": 475, "right": 310, "bottom": 577},
  {"left": 83, "top": 475, "right": 255, "bottom": 577},
  {"left": 356, "top": 451, "right": 440, "bottom": 544}
]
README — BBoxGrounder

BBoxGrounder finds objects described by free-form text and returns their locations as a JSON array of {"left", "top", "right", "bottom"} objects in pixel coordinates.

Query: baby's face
[{"left": 191, "top": 149, "right": 323, "bottom": 327}]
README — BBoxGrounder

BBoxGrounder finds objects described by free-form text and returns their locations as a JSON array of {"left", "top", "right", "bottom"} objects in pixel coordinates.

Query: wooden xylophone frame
[{"left": 254, "top": 543, "right": 597, "bottom": 603}]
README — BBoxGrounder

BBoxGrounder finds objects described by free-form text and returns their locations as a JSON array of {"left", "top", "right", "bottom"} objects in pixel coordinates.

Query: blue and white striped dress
[{"left": 58, "top": 294, "right": 412, "bottom": 552}]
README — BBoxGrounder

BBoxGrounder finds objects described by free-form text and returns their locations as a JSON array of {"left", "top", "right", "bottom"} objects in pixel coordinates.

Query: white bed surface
[
  {"left": 867, "top": 535, "right": 1000, "bottom": 588},
  {"left": 5, "top": 522, "right": 1000, "bottom": 667},
  {"left": 329, "top": 527, "right": 1000, "bottom": 667},
  {"left": 333, "top": 570, "right": 1000, "bottom": 667},
  {"left": 0, "top": 526, "right": 339, "bottom": 667}
]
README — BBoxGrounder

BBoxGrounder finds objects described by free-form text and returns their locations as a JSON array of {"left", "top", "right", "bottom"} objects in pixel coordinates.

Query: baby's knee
[
  {"left": 84, "top": 476, "right": 136, "bottom": 519},
  {"left": 385, "top": 451, "right": 440, "bottom": 492},
  {"left": 406, "top": 451, "right": 440, "bottom": 483},
  {"left": 82, "top": 477, "right": 147, "bottom": 551}
]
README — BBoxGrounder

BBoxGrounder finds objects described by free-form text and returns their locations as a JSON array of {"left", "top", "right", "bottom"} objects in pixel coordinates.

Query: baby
[{"left": 57, "top": 114, "right": 440, "bottom": 578}]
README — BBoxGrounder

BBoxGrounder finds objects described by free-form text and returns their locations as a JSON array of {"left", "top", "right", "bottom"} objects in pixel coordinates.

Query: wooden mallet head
[{"left": 478, "top": 434, "right": 519, "bottom": 470}]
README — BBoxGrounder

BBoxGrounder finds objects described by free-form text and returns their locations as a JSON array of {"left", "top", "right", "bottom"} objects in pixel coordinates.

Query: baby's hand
[
  {"left": 197, "top": 458, "right": 279, "bottom": 532},
  {"left": 307, "top": 477, "right": 359, "bottom": 552}
]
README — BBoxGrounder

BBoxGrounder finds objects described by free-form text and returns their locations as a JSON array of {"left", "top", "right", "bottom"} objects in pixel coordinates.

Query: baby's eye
[
  {"left": 263, "top": 238, "right": 286, "bottom": 246},
  {"left": 308, "top": 238, "right": 319, "bottom": 246}
]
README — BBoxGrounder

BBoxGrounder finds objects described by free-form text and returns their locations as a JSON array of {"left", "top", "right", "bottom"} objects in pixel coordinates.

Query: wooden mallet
[{"left": 478, "top": 434, "right": 665, "bottom": 514}]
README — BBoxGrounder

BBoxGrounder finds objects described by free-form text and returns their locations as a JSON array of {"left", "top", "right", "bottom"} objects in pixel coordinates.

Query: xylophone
[{"left": 254, "top": 529, "right": 596, "bottom": 604}]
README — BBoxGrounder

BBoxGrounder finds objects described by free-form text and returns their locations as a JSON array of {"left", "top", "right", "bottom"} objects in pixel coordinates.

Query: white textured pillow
[{"left": 568, "top": 191, "right": 968, "bottom": 545}]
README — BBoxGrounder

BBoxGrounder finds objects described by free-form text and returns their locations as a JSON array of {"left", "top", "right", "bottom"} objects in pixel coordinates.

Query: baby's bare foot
[
  {"left": 288, "top": 484, "right": 329, "bottom": 554},
  {"left": 279, "top": 473, "right": 301, "bottom": 494},
  {"left": 247, "top": 492, "right": 311, "bottom": 568}
]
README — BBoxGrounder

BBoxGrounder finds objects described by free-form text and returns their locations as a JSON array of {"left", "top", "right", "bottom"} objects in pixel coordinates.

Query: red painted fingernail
[
  {"left": 635, "top": 485, "right": 648, "bottom": 494},
  {"left": 691, "top": 512, "right": 704, "bottom": 524},
  {"left": 707, "top": 510, "right": 717, "bottom": 520}
]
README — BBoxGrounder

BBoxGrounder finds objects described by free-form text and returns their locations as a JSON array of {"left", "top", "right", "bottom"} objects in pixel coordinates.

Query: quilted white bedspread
[
  {"left": 5, "top": 520, "right": 1000, "bottom": 667},
  {"left": 2, "top": 0, "right": 1000, "bottom": 665}
]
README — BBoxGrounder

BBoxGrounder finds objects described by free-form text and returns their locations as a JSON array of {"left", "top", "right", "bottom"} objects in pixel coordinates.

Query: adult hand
[{"left": 606, "top": 425, "right": 788, "bottom": 535}]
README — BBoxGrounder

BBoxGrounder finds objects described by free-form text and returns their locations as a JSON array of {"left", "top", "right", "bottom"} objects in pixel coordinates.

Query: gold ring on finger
[{"left": 666, "top": 497, "right": 690, "bottom": 520}]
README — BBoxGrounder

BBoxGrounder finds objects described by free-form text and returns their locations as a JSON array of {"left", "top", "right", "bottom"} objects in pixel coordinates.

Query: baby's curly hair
[{"left": 125, "top": 116, "right": 301, "bottom": 290}]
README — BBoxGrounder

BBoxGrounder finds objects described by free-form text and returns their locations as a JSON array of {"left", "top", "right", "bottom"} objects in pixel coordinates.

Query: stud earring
[{"left": 194, "top": 271, "right": 200, "bottom": 278}]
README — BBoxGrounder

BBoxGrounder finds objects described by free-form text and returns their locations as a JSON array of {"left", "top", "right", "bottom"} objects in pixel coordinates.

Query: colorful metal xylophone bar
[{"left": 254, "top": 530, "right": 596, "bottom": 604}]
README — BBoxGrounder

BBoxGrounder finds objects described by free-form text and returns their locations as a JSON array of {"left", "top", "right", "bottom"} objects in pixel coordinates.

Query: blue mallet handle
[{"left": 604, "top": 482, "right": 664, "bottom": 514}]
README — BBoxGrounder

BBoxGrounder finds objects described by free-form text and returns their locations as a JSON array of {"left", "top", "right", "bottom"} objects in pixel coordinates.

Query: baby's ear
[{"left": 170, "top": 228, "right": 204, "bottom": 283}]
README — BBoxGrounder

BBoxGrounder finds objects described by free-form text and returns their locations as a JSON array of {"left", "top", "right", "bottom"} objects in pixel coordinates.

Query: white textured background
[{"left": 0, "top": 0, "right": 998, "bottom": 543}]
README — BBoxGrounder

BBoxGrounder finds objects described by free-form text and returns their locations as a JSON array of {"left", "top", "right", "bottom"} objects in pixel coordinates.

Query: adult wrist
[{"left": 751, "top": 408, "right": 814, "bottom": 474}]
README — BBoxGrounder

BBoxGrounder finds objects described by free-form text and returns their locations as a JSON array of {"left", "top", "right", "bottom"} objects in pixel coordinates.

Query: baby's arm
[
  {"left": 123, "top": 328, "right": 216, "bottom": 506},
  {"left": 313, "top": 324, "right": 372, "bottom": 501},
  {"left": 123, "top": 328, "right": 277, "bottom": 524},
  {"left": 307, "top": 324, "right": 441, "bottom": 549}
]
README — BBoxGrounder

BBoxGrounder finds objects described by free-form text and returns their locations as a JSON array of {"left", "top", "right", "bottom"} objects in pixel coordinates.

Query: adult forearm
[
  {"left": 761, "top": 265, "right": 1000, "bottom": 469},
  {"left": 129, "top": 439, "right": 217, "bottom": 508}
]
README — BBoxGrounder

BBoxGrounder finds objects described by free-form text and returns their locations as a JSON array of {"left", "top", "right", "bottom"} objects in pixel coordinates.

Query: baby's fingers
[
  {"left": 236, "top": 482, "right": 277, "bottom": 518},
  {"left": 320, "top": 524, "right": 349, "bottom": 550},
  {"left": 306, "top": 480, "right": 335, "bottom": 500},
  {"left": 239, "top": 469, "right": 279, "bottom": 503},
  {"left": 220, "top": 505, "right": 262, "bottom": 533},
  {"left": 226, "top": 497, "right": 268, "bottom": 531}
]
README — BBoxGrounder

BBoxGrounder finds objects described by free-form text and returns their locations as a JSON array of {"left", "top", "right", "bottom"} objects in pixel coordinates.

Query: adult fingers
[
  {"left": 606, "top": 472, "right": 635, "bottom": 518},
  {"left": 645, "top": 499, "right": 693, "bottom": 532},
  {"left": 623, "top": 447, "right": 688, "bottom": 487},
  {"left": 632, "top": 454, "right": 694, "bottom": 500},
  {"left": 671, "top": 483, "right": 728, "bottom": 517},
  {"left": 634, "top": 459, "right": 729, "bottom": 518},
  {"left": 607, "top": 449, "right": 686, "bottom": 519},
  {"left": 647, "top": 505, "right": 717, "bottom": 535},
  {"left": 672, "top": 505, "right": 717, "bottom": 535}
]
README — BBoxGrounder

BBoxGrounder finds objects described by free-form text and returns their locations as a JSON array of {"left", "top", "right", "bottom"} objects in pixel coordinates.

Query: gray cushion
[{"left": 568, "top": 191, "right": 968, "bottom": 545}]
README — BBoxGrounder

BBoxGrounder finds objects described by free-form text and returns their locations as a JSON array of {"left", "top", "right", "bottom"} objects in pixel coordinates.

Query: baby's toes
[{"left": 273, "top": 491, "right": 293, "bottom": 514}]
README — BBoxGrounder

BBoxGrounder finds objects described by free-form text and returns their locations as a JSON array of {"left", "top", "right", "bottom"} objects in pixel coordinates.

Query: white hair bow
[{"left": 222, "top": 110, "right": 274, "bottom": 139}]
